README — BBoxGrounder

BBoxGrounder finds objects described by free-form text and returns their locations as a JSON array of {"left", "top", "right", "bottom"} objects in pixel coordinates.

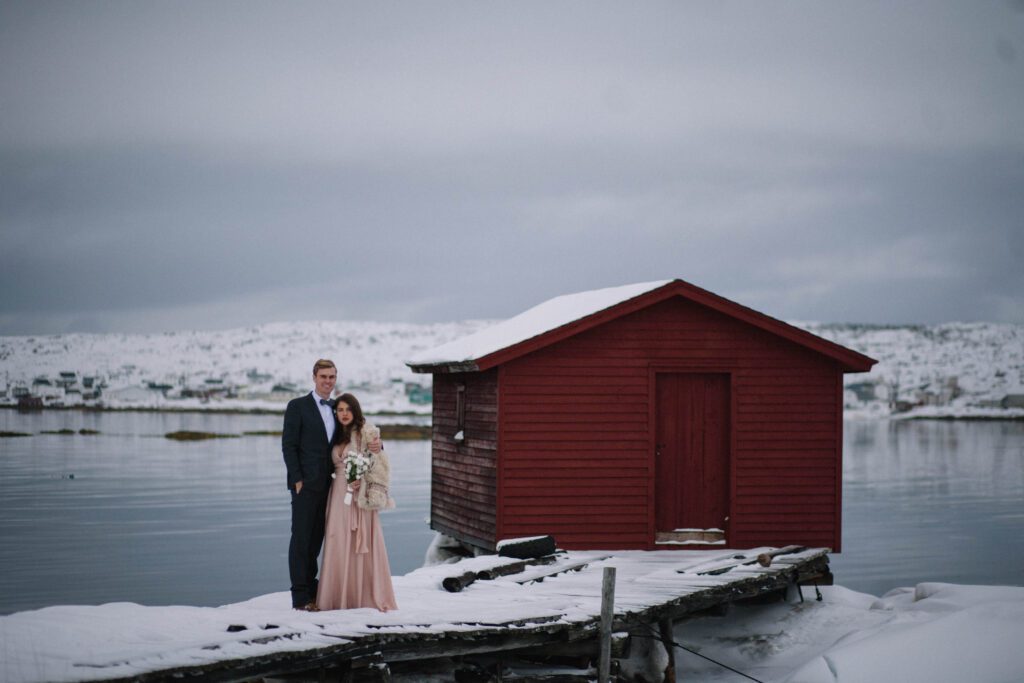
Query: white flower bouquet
[{"left": 342, "top": 450, "right": 371, "bottom": 505}]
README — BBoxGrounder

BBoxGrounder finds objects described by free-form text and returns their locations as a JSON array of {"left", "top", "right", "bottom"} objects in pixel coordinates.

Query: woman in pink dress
[{"left": 316, "top": 393, "right": 398, "bottom": 612}]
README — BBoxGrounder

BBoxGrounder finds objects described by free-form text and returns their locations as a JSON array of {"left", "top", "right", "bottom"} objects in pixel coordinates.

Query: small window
[{"left": 454, "top": 383, "right": 466, "bottom": 443}]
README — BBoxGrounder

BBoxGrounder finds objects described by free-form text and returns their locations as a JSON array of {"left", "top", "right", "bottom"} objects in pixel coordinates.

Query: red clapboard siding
[{"left": 430, "top": 370, "right": 499, "bottom": 549}]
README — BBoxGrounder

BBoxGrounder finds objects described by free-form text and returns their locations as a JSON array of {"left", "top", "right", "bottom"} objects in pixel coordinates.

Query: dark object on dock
[
  {"left": 516, "top": 556, "right": 612, "bottom": 585},
  {"left": 79, "top": 428, "right": 100, "bottom": 435},
  {"left": 498, "top": 535, "right": 557, "bottom": 560},
  {"left": 41, "top": 429, "right": 76, "bottom": 435},
  {"left": 758, "top": 545, "right": 807, "bottom": 567},
  {"left": 0, "top": 430, "right": 33, "bottom": 438},
  {"left": 443, "top": 553, "right": 563, "bottom": 592},
  {"left": 477, "top": 554, "right": 560, "bottom": 581},
  {"left": 681, "top": 546, "right": 809, "bottom": 576},
  {"left": 442, "top": 570, "right": 481, "bottom": 593}
]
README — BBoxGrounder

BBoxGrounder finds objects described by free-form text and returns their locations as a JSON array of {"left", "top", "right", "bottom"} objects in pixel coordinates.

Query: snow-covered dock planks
[{"left": 0, "top": 547, "right": 830, "bottom": 683}]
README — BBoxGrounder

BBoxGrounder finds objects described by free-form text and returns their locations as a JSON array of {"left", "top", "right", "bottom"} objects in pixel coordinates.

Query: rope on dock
[{"left": 635, "top": 622, "right": 767, "bottom": 683}]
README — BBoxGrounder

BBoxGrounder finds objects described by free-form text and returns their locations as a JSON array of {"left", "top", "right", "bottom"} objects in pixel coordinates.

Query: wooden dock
[{"left": 0, "top": 547, "right": 830, "bottom": 683}]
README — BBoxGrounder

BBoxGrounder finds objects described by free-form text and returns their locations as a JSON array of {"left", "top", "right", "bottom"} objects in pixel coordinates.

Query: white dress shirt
[{"left": 312, "top": 391, "right": 335, "bottom": 442}]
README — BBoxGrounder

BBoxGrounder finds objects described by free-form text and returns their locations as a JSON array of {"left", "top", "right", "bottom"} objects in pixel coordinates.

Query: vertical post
[
  {"left": 598, "top": 566, "right": 616, "bottom": 683},
  {"left": 659, "top": 617, "right": 676, "bottom": 682}
]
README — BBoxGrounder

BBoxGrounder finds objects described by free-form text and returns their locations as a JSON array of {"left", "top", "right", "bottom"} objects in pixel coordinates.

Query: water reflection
[{"left": 833, "top": 420, "right": 1024, "bottom": 596}]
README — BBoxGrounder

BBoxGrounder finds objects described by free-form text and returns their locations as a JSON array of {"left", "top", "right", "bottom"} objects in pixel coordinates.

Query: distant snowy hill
[
  {"left": 1, "top": 320, "right": 1022, "bottom": 418},
  {"left": 0, "top": 320, "right": 489, "bottom": 415},
  {"left": 801, "top": 321, "right": 1024, "bottom": 418}
]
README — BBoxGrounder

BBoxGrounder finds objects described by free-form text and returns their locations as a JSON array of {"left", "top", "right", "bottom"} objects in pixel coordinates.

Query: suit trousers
[{"left": 288, "top": 484, "right": 330, "bottom": 607}]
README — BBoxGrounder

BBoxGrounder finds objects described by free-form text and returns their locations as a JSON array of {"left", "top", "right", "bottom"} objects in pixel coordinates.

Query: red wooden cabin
[{"left": 407, "top": 279, "right": 875, "bottom": 553}]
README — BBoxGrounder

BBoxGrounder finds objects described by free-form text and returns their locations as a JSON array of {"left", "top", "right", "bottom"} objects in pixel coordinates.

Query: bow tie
[{"left": 319, "top": 398, "right": 332, "bottom": 406}]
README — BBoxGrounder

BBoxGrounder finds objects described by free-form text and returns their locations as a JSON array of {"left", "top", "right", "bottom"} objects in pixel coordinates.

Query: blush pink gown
[{"left": 316, "top": 439, "right": 398, "bottom": 612}]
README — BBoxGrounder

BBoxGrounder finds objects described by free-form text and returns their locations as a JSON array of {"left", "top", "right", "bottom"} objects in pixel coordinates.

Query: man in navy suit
[{"left": 282, "top": 359, "right": 341, "bottom": 611}]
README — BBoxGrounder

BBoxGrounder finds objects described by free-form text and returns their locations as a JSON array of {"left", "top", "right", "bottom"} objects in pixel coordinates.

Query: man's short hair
[{"left": 312, "top": 359, "right": 336, "bottom": 375}]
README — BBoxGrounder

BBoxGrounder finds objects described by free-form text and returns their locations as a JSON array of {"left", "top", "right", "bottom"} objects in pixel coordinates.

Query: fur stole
[{"left": 354, "top": 422, "right": 395, "bottom": 511}]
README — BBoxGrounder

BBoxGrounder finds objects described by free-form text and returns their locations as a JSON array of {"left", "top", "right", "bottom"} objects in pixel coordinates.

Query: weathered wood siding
[
  {"left": 431, "top": 370, "right": 499, "bottom": 549},
  {"left": 497, "top": 296, "right": 842, "bottom": 551}
]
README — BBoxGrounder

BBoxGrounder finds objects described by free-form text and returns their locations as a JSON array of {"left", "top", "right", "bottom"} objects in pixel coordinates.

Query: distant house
[
  {"left": 405, "top": 383, "right": 433, "bottom": 405},
  {"left": 1003, "top": 394, "right": 1024, "bottom": 409},
  {"left": 56, "top": 372, "right": 78, "bottom": 388},
  {"left": 408, "top": 279, "right": 876, "bottom": 553},
  {"left": 17, "top": 395, "right": 43, "bottom": 410}
]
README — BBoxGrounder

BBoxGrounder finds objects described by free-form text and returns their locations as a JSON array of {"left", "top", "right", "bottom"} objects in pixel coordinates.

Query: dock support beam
[
  {"left": 659, "top": 618, "right": 675, "bottom": 682},
  {"left": 598, "top": 566, "right": 616, "bottom": 683}
]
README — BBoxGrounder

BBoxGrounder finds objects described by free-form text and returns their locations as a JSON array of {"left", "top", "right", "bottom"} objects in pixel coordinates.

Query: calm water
[
  {"left": 831, "top": 419, "right": 1024, "bottom": 595},
  {"left": 0, "top": 410, "right": 432, "bottom": 615},
  {"left": 0, "top": 412, "right": 1021, "bottom": 614}
]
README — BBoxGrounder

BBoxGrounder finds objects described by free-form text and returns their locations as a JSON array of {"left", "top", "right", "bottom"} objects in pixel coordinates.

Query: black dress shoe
[{"left": 294, "top": 602, "right": 320, "bottom": 612}]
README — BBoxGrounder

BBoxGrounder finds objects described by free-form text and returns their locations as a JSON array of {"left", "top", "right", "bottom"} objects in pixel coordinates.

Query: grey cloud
[{"left": 1, "top": 1, "right": 1022, "bottom": 334}]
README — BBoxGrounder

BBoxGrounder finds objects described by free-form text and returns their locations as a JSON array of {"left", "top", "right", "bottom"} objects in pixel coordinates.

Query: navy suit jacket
[{"left": 282, "top": 394, "right": 333, "bottom": 492}]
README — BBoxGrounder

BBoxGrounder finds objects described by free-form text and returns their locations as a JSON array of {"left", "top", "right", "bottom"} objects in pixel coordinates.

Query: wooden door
[{"left": 655, "top": 373, "right": 730, "bottom": 541}]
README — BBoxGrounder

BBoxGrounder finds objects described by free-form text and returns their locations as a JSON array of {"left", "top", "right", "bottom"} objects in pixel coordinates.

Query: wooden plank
[
  {"left": 505, "top": 513, "right": 649, "bottom": 527},
  {"left": 736, "top": 482, "right": 836, "bottom": 493},
  {"left": 735, "top": 451, "right": 836, "bottom": 460},
  {"left": 430, "top": 485, "right": 497, "bottom": 507},
  {"left": 501, "top": 491, "right": 649, "bottom": 504},
  {"left": 432, "top": 443, "right": 497, "bottom": 459},
  {"left": 736, "top": 521, "right": 837, "bottom": 531},
  {"left": 502, "top": 428, "right": 646, "bottom": 440},
  {"left": 501, "top": 438, "right": 645, "bottom": 449},
  {"left": 432, "top": 496, "right": 497, "bottom": 516},
  {"left": 503, "top": 378, "right": 650, "bottom": 390},
  {"left": 735, "top": 439, "right": 836, "bottom": 449},
  {"left": 503, "top": 448, "right": 648, "bottom": 461},
  {"left": 432, "top": 451, "right": 498, "bottom": 467},
  {"left": 431, "top": 502, "right": 498, "bottom": 526},
  {"left": 432, "top": 471, "right": 495, "bottom": 491},
  {"left": 501, "top": 521, "right": 647, "bottom": 533},
  {"left": 738, "top": 463, "right": 834, "bottom": 472}
]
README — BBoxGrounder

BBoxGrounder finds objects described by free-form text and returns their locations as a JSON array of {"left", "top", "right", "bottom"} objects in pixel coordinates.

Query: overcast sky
[{"left": 1, "top": 1, "right": 1022, "bottom": 335}]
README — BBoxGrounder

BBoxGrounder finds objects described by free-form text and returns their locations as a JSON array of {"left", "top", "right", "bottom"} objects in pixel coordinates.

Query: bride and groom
[{"left": 282, "top": 359, "right": 398, "bottom": 612}]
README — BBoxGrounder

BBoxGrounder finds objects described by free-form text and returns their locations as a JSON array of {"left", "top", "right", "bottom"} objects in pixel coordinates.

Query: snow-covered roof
[
  {"left": 407, "top": 280, "right": 672, "bottom": 370},
  {"left": 407, "top": 278, "right": 878, "bottom": 373}
]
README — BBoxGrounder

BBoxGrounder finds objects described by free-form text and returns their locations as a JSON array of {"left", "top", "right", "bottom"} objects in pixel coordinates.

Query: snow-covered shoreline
[{"left": 2, "top": 318, "right": 1022, "bottom": 419}]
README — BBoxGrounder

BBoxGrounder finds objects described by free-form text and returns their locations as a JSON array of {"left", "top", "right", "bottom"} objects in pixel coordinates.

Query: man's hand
[
  {"left": 368, "top": 436, "right": 383, "bottom": 454},
  {"left": 294, "top": 481, "right": 303, "bottom": 494}
]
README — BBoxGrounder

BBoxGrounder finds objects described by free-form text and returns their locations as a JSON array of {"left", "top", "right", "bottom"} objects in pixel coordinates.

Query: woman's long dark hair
[{"left": 331, "top": 393, "right": 366, "bottom": 447}]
